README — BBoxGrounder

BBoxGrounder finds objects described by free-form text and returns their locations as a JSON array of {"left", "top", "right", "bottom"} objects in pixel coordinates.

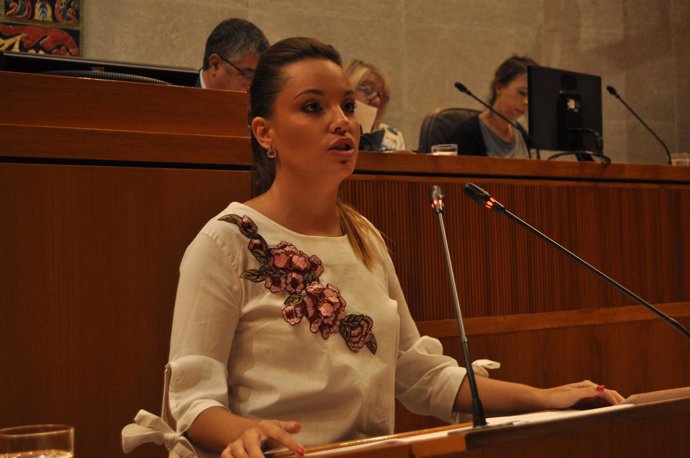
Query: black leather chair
[{"left": 418, "top": 107, "right": 480, "bottom": 153}]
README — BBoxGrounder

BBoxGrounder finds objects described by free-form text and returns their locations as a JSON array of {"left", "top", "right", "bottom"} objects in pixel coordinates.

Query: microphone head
[
  {"left": 429, "top": 185, "right": 444, "bottom": 214},
  {"left": 463, "top": 183, "right": 491, "bottom": 205},
  {"left": 454, "top": 82, "right": 469, "bottom": 94},
  {"left": 606, "top": 85, "right": 618, "bottom": 97},
  {"left": 463, "top": 182, "right": 506, "bottom": 213}
]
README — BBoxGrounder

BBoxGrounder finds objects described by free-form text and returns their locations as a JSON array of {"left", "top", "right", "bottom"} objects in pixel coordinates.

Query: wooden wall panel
[
  {"left": 340, "top": 177, "right": 690, "bottom": 321},
  {"left": 0, "top": 163, "right": 252, "bottom": 458},
  {"left": 0, "top": 71, "right": 249, "bottom": 137}
]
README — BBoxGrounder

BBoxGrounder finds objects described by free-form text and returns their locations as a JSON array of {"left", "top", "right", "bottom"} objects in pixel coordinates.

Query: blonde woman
[{"left": 345, "top": 59, "right": 406, "bottom": 151}]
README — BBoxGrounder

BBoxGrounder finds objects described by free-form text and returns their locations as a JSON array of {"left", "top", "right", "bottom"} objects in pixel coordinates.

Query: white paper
[{"left": 354, "top": 102, "right": 378, "bottom": 134}]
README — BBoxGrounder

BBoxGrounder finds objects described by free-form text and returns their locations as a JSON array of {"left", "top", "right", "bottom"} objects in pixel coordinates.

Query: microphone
[
  {"left": 454, "top": 81, "right": 541, "bottom": 160},
  {"left": 463, "top": 182, "right": 690, "bottom": 341},
  {"left": 606, "top": 85, "right": 672, "bottom": 165},
  {"left": 429, "top": 185, "right": 487, "bottom": 427}
]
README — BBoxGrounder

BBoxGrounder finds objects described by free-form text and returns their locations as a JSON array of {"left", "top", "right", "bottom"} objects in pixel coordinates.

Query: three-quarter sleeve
[{"left": 165, "top": 228, "right": 243, "bottom": 433}]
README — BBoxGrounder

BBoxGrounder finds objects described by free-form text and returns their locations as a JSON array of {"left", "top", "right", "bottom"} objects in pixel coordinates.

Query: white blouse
[{"left": 162, "top": 202, "right": 466, "bottom": 454}]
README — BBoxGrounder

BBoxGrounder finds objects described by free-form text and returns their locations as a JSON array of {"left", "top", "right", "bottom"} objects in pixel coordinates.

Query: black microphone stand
[
  {"left": 454, "top": 82, "right": 541, "bottom": 160},
  {"left": 607, "top": 85, "right": 672, "bottom": 165},
  {"left": 430, "top": 185, "right": 487, "bottom": 427},
  {"left": 463, "top": 182, "right": 690, "bottom": 341}
]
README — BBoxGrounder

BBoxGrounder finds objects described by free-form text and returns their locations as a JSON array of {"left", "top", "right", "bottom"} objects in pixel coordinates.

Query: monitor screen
[
  {"left": 0, "top": 51, "right": 198, "bottom": 87},
  {"left": 528, "top": 65, "right": 603, "bottom": 155}
]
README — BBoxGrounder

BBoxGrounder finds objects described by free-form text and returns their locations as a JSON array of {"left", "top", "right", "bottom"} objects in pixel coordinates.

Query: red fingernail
[
  {"left": 597, "top": 384, "right": 605, "bottom": 392},
  {"left": 296, "top": 447, "right": 305, "bottom": 456}
]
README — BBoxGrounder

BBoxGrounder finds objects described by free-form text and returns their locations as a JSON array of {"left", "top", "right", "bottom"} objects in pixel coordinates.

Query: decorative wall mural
[{"left": 1, "top": 0, "right": 81, "bottom": 55}]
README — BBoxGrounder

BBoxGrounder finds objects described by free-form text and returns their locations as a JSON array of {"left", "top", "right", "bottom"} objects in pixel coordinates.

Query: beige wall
[{"left": 82, "top": 0, "right": 689, "bottom": 163}]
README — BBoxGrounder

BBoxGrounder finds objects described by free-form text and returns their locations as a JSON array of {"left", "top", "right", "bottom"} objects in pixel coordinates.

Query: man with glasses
[{"left": 198, "top": 18, "right": 269, "bottom": 91}]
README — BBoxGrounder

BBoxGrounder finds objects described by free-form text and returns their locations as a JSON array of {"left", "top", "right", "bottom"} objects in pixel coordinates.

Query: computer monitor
[
  {"left": 0, "top": 51, "right": 198, "bottom": 87},
  {"left": 528, "top": 65, "right": 603, "bottom": 158}
]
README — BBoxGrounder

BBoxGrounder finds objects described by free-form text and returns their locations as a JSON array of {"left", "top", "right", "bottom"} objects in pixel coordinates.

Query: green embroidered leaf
[
  {"left": 343, "top": 314, "right": 363, "bottom": 327},
  {"left": 259, "top": 265, "right": 282, "bottom": 278},
  {"left": 284, "top": 293, "right": 304, "bottom": 307},
  {"left": 339, "top": 321, "right": 351, "bottom": 340},
  {"left": 240, "top": 269, "right": 265, "bottom": 282},
  {"left": 366, "top": 335, "right": 378, "bottom": 355},
  {"left": 218, "top": 214, "right": 242, "bottom": 225},
  {"left": 252, "top": 249, "right": 270, "bottom": 264}
]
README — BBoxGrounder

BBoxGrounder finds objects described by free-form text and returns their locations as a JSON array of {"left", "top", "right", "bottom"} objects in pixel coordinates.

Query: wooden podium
[
  {"left": 290, "top": 391, "right": 690, "bottom": 457},
  {"left": 2, "top": 71, "right": 689, "bottom": 457}
]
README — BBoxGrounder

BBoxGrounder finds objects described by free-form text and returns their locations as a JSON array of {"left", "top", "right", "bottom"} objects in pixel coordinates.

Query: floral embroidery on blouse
[{"left": 219, "top": 213, "right": 377, "bottom": 354}]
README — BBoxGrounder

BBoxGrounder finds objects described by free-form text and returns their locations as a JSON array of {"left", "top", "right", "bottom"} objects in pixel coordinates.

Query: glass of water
[
  {"left": 671, "top": 152, "right": 690, "bottom": 166},
  {"left": 0, "top": 425, "right": 73, "bottom": 458},
  {"left": 430, "top": 144, "right": 458, "bottom": 156}
]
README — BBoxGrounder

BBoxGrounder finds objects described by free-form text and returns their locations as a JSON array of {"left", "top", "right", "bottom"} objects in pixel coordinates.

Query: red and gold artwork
[{"left": 1, "top": 0, "right": 81, "bottom": 55}]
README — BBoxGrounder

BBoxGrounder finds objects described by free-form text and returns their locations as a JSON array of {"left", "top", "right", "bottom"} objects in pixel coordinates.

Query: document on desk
[
  {"left": 481, "top": 385, "right": 690, "bottom": 429},
  {"left": 481, "top": 403, "right": 634, "bottom": 429}
]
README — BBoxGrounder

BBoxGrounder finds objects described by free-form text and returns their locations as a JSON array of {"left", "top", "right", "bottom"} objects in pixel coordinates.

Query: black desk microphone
[
  {"left": 606, "top": 85, "right": 672, "bottom": 165},
  {"left": 430, "top": 185, "right": 487, "bottom": 427},
  {"left": 463, "top": 182, "right": 690, "bottom": 341}
]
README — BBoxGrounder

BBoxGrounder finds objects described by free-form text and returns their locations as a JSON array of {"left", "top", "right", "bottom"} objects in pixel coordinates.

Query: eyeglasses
[
  {"left": 356, "top": 84, "right": 388, "bottom": 103},
  {"left": 217, "top": 54, "right": 256, "bottom": 81}
]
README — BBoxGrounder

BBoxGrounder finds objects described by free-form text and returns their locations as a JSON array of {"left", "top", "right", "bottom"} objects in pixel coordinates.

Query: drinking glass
[
  {"left": 671, "top": 152, "right": 690, "bottom": 166},
  {"left": 0, "top": 425, "right": 74, "bottom": 458},
  {"left": 430, "top": 144, "right": 458, "bottom": 156}
]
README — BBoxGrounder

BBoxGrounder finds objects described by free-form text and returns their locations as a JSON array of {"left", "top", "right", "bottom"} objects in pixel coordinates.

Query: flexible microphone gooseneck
[
  {"left": 463, "top": 182, "right": 690, "bottom": 341},
  {"left": 606, "top": 85, "right": 672, "bottom": 165},
  {"left": 454, "top": 82, "right": 541, "bottom": 160},
  {"left": 430, "top": 185, "right": 487, "bottom": 427}
]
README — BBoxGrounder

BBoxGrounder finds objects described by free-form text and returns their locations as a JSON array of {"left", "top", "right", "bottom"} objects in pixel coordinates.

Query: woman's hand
[
  {"left": 542, "top": 380, "right": 625, "bottom": 410},
  {"left": 220, "top": 419, "right": 304, "bottom": 458}
]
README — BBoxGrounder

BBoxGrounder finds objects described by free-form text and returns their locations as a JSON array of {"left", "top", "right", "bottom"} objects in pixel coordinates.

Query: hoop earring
[{"left": 266, "top": 145, "right": 277, "bottom": 159}]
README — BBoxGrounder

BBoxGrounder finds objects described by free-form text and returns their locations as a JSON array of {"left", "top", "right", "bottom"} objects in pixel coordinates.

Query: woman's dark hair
[
  {"left": 248, "top": 37, "right": 383, "bottom": 268},
  {"left": 249, "top": 37, "right": 342, "bottom": 197},
  {"left": 488, "top": 55, "right": 537, "bottom": 106}
]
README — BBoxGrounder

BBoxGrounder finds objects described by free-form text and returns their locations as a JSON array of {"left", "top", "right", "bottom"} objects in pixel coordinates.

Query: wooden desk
[
  {"left": 2, "top": 72, "right": 689, "bottom": 457},
  {"left": 413, "top": 396, "right": 690, "bottom": 457},
  {"left": 293, "top": 392, "right": 690, "bottom": 457}
]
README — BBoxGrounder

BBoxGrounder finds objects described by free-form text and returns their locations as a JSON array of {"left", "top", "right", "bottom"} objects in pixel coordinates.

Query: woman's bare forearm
[{"left": 454, "top": 376, "right": 623, "bottom": 416}]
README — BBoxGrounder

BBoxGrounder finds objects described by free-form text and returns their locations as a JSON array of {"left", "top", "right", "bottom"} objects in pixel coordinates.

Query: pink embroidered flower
[
  {"left": 303, "top": 282, "right": 347, "bottom": 339},
  {"left": 248, "top": 237, "right": 267, "bottom": 253},
  {"left": 237, "top": 216, "right": 258, "bottom": 237},
  {"left": 285, "top": 272, "right": 305, "bottom": 293},
  {"left": 282, "top": 303, "right": 304, "bottom": 325},
  {"left": 345, "top": 316, "right": 374, "bottom": 352},
  {"left": 269, "top": 242, "right": 311, "bottom": 272},
  {"left": 308, "top": 255, "right": 324, "bottom": 277},
  {"left": 264, "top": 275, "right": 286, "bottom": 293}
]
